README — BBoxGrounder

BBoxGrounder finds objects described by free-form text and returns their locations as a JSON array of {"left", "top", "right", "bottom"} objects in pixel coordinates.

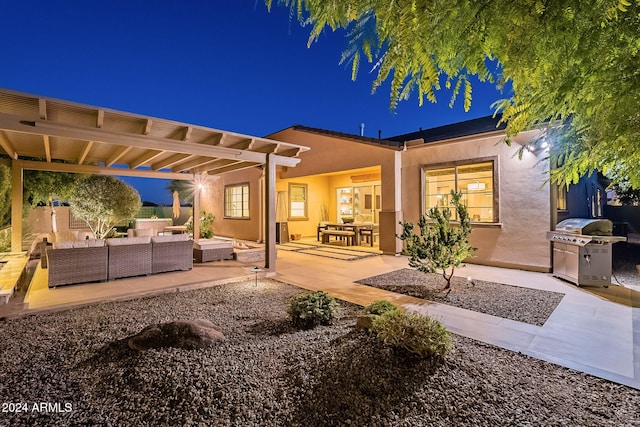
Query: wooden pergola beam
[
  {"left": 16, "top": 159, "right": 195, "bottom": 180},
  {"left": 129, "top": 150, "right": 164, "bottom": 169},
  {"left": 0, "top": 131, "right": 18, "bottom": 159},
  {"left": 78, "top": 141, "right": 94, "bottom": 165},
  {"left": 105, "top": 146, "right": 132, "bottom": 167},
  {"left": 151, "top": 153, "right": 192, "bottom": 171}
]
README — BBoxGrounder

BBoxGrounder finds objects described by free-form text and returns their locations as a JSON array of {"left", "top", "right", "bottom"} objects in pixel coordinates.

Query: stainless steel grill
[{"left": 546, "top": 218, "right": 626, "bottom": 288}]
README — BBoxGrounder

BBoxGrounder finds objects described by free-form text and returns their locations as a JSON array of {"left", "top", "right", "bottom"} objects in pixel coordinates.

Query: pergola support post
[
  {"left": 10, "top": 160, "right": 23, "bottom": 253},
  {"left": 193, "top": 181, "right": 201, "bottom": 242},
  {"left": 265, "top": 154, "right": 276, "bottom": 270}
]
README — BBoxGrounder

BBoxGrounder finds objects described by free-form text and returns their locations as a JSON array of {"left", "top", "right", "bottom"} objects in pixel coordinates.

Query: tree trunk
[
  {"left": 49, "top": 198, "right": 58, "bottom": 233},
  {"left": 442, "top": 266, "right": 455, "bottom": 296}
]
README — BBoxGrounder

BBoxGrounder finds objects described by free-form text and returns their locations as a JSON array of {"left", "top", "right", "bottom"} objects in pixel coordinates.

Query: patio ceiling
[{"left": 0, "top": 89, "right": 309, "bottom": 179}]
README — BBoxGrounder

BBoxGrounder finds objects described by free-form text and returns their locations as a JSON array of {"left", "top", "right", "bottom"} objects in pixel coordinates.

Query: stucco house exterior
[{"left": 210, "top": 115, "right": 556, "bottom": 273}]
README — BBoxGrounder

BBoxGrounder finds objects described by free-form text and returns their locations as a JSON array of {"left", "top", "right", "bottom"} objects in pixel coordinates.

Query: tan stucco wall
[
  {"left": 202, "top": 167, "right": 264, "bottom": 241},
  {"left": 27, "top": 206, "right": 73, "bottom": 234},
  {"left": 276, "top": 174, "right": 331, "bottom": 238},
  {"left": 401, "top": 130, "right": 552, "bottom": 272}
]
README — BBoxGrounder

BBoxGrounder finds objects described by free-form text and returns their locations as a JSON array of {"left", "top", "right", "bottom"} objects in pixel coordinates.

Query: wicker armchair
[
  {"left": 106, "top": 237, "right": 153, "bottom": 280},
  {"left": 151, "top": 234, "right": 193, "bottom": 274},
  {"left": 46, "top": 240, "right": 108, "bottom": 288}
]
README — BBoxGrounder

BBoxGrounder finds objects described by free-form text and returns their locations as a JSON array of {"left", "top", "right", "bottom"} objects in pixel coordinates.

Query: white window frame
[
  {"left": 288, "top": 183, "right": 308, "bottom": 221},
  {"left": 224, "top": 183, "right": 250, "bottom": 219}
]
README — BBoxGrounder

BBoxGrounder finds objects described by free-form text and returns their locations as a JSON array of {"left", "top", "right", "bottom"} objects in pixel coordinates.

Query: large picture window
[
  {"left": 288, "top": 183, "right": 308, "bottom": 220},
  {"left": 224, "top": 183, "right": 249, "bottom": 219},
  {"left": 423, "top": 159, "right": 498, "bottom": 223}
]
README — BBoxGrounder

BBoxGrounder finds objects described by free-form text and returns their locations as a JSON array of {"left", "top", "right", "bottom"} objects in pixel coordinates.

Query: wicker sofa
[
  {"left": 46, "top": 234, "right": 193, "bottom": 288},
  {"left": 106, "top": 236, "right": 153, "bottom": 280},
  {"left": 46, "top": 239, "right": 108, "bottom": 288},
  {"left": 151, "top": 234, "right": 194, "bottom": 274}
]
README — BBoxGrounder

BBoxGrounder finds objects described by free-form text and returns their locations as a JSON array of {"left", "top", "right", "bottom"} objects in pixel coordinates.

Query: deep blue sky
[{"left": 1, "top": 1, "right": 507, "bottom": 204}]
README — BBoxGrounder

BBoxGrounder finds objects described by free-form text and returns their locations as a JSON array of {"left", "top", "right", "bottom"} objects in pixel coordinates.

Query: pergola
[{"left": 0, "top": 89, "right": 310, "bottom": 269}]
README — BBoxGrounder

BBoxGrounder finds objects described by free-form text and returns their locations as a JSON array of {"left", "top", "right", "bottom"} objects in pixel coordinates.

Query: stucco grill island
[{"left": 546, "top": 218, "right": 626, "bottom": 288}]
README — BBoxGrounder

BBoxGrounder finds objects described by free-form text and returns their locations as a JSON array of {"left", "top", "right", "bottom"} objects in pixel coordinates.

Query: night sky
[{"left": 1, "top": 1, "right": 507, "bottom": 204}]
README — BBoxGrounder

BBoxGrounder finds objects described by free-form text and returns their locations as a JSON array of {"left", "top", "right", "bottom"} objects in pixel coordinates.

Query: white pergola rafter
[
  {"left": 151, "top": 153, "right": 192, "bottom": 171},
  {"left": 129, "top": 149, "right": 164, "bottom": 169},
  {"left": 78, "top": 141, "right": 94, "bottom": 165},
  {"left": 192, "top": 158, "right": 244, "bottom": 174}
]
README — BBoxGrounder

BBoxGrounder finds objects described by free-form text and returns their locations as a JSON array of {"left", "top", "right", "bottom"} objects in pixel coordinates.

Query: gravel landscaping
[
  {"left": 357, "top": 268, "right": 565, "bottom": 326},
  {"left": 0, "top": 279, "right": 638, "bottom": 426},
  {"left": 613, "top": 244, "right": 640, "bottom": 290}
]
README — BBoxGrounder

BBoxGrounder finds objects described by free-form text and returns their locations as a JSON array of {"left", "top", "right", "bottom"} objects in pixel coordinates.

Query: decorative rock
[{"left": 128, "top": 319, "right": 225, "bottom": 350}]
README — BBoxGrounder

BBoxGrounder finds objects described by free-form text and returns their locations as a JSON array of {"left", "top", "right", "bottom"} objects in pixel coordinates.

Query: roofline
[
  {"left": 389, "top": 114, "right": 507, "bottom": 145},
  {"left": 266, "top": 124, "right": 402, "bottom": 151}
]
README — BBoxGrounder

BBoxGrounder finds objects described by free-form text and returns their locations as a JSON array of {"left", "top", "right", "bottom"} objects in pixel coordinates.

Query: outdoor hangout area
[{"left": 0, "top": 90, "right": 638, "bottom": 424}]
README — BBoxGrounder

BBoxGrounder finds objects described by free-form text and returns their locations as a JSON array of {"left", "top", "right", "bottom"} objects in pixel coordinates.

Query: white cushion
[
  {"left": 193, "top": 239, "right": 232, "bottom": 250},
  {"left": 151, "top": 234, "right": 189, "bottom": 244},
  {"left": 106, "top": 236, "right": 151, "bottom": 246}
]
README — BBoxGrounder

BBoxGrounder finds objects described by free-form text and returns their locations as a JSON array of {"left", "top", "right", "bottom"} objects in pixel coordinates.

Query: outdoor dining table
[{"left": 320, "top": 223, "right": 373, "bottom": 246}]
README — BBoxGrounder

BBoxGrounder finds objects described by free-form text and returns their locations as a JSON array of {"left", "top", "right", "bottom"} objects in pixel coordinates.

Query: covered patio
[{"left": 0, "top": 89, "right": 310, "bottom": 298}]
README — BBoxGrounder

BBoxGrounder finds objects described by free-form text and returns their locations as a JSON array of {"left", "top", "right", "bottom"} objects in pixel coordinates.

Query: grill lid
[{"left": 555, "top": 218, "right": 613, "bottom": 236}]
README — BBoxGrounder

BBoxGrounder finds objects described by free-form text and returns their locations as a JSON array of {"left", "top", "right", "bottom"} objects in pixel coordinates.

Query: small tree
[
  {"left": 69, "top": 176, "right": 141, "bottom": 239},
  {"left": 398, "top": 191, "right": 476, "bottom": 294}
]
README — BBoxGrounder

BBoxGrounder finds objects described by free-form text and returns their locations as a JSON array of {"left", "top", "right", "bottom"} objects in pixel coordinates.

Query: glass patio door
[{"left": 353, "top": 184, "right": 382, "bottom": 223}]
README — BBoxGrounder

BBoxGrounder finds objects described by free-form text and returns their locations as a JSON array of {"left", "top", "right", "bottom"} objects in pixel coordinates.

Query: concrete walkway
[{"left": 2, "top": 248, "right": 638, "bottom": 390}]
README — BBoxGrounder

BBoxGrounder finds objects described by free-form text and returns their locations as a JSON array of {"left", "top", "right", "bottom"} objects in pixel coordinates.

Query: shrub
[
  {"left": 185, "top": 210, "right": 215, "bottom": 239},
  {"left": 362, "top": 300, "right": 400, "bottom": 316},
  {"left": 0, "top": 227, "right": 10, "bottom": 252},
  {"left": 371, "top": 310, "right": 452, "bottom": 360},
  {"left": 287, "top": 291, "right": 339, "bottom": 329},
  {"left": 398, "top": 190, "right": 476, "bottom": 294}
]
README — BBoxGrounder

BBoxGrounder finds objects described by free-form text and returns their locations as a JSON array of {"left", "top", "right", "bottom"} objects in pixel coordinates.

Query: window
[
  {"left": 224, "top": 183, "right": 249, "bottom": 219},
  {"left": 289, "top": 183, "right": 308, "bottom": 220},
  {"left": 423, "top": 160, "right": 497, "bottom": 223}
]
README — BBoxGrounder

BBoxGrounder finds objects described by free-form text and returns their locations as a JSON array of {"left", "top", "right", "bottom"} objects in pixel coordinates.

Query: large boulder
[{"left": 128, "top": 319, "right": 225, "bottom": 351}]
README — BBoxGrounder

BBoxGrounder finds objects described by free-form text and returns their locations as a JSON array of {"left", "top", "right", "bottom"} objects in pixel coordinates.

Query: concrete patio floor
[{"left": 1, "top": 247, "right": 638, "bottom": 391}]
